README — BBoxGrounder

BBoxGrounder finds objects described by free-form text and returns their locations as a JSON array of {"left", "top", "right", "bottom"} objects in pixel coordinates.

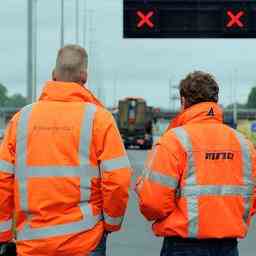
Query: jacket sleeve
[
  {"left": 249, "top": 142, "right": 256, "bottom": 218},
  {"left": 0, "top": 118, "right": 16, "bottom": 242},
  {"left": 136, "top": 135, "right": 181, "bottom": 222},
  {"left": 94, "top": 109, "right": 132, "bottom": 232}
]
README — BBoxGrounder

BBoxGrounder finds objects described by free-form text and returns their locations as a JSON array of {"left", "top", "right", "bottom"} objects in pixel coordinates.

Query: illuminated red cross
[
  {"left": 226, "top": 11, "right": 245, "bottom": 28},
  {"left": 137, "top": 11, "right": 154, "bottom": 28}
]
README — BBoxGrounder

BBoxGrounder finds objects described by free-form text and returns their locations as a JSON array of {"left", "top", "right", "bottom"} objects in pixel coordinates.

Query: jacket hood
[
  {"left": 39, "top": 81, "right": 104, "bottom": 107},
  {"left": 168, "top": 102, "right": 223, "bottom": 129}
]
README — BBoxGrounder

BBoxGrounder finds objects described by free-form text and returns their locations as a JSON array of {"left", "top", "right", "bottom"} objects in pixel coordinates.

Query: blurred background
[
  {"left": 1, "top": 0, "right": 256, "bottom": 143},
  {"left": 0, "top": 1, "right": 256, "bottom": 255}
]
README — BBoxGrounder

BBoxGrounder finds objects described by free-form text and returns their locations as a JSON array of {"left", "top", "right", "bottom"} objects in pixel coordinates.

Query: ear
[
  {"left": 80, "top": 70, "right": 88, "bottom": 85},
  {"left": 180, "top": 96, "right": 186, "bottom": 111},
  {"left": 52, "top": 69, "right": 57, "bottom": 81}
]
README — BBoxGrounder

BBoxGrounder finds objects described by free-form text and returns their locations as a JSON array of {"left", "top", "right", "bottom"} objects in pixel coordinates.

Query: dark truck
[{"left": 117, "top": 97, "right": 153, "bottom": 149}]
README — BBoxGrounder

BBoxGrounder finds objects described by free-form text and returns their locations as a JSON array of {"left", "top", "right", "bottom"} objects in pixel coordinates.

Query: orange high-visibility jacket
[
  {"left": 0, "top": 81, "right": 132, "bottom": 256},
  {"left": 136, "top": 102, "right": 256, "bottom": 239}
]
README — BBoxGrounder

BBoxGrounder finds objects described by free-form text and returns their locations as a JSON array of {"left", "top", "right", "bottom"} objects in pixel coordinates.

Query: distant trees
[
  {"left": 0, "top": 84, "right": 8, "bottom": 107},
  {"left": 225, "top": 87, "right": 256, "bottom": 110},
  {"left": 225, "top": 103, "right": 246, "bottom": 110},
  {"left": 247, "top": 87, "right": 256, "bottom": 109},
  {"left": 0, "top": 83, "right": 27, "bottom": 108},
  {"left": 6, "top": 94, "right": 27, "bottom": 108}
]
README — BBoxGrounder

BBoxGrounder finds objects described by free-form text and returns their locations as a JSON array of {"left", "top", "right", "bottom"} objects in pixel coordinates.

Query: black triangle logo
[{"left": 207, "top": 107, "right": 215, "bottom": 116}]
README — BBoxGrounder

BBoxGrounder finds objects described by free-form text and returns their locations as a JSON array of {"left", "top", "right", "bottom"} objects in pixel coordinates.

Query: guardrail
[{"left": 154, "top": 109, "right": 256, "bottom": 120}]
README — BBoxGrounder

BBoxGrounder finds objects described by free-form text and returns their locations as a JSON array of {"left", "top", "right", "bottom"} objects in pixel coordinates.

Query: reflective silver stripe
[
  {"left": 136, "top": 148, "right": 158, "bottom": 193},
  {"left": 181, "top": 185, "right": 253, "bottom": 197},
  {"left": 172, "top": 128, "right": 196, "bottom": 185},
  {"left": 234, "top": 131, "right": 253, "bottom": 186},
  {"left": 80, "top": 104, "right": 96, "bottom": 166},
  {"left": 103, "top": 212, "right": 124, "bottom": 226},
  {"left": 17, "top": 213, "right": 102, "bottom": 240},
  {"left": 101, "top": 155, "right": 131, "bottom": 173},
  {"left": 233, "top": 130, "right": 253, "bottom": 224},
  {"left": 0, "top": 219, "right": 12, "bottom": 232},
  {"left": 26, "top": 165, "right": 97, "bottom": 177},
  {"left": 80, "top": 104, "right": 98, "bottom": 203},
  {"left": 172, "top": 127, "right": 198, "bottom": 237},
  {"left": 0, "top": 160, "right": 14, "bottom": 174},
  {"left": 187, "top": 197, "right": 198, "bottom": 238},
  {"left": 16, "top": 103, "right": 102, "bottom": 241},
  {"left": 147, "top": 170, "right": 178, "bottom": 189},
  {"left": 16, "top": 104, "right": 34, "bottom": 214},
  {"left": 173, "top": 126, "right": 254, "bottom": 238}
]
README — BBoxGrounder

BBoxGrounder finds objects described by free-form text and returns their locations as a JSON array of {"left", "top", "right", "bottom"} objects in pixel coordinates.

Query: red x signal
[
  {"left": 137, "top": 11, "right": 154, "bottom": 28},
  {"left": 226, "top": 11, "right": 245, "bottom": 28}
]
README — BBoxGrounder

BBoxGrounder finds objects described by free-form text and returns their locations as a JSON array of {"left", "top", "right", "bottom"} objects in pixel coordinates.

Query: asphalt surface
[{"left": 107, "top": 149, "right": 256, "bottom": 256}]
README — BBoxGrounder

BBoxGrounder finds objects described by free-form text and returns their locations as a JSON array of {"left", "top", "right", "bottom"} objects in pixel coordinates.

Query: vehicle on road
[{"left": 117, "top": 97, "right": 153, "bottom": 149}]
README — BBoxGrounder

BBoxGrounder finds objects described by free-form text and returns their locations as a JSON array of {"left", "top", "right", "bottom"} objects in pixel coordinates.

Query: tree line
[
  {"left": 219, "top": 86, "right": 256, "bottom": 110},
  {"left": 0, "top": 83, "right": 27, "bottom": 108},
  {"left": 1, "top": 82, "right": 256, "bottom": 109}
]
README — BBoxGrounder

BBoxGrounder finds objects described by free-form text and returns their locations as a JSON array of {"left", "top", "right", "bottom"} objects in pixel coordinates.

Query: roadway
[{"left": 107, "top": 149, "right": 256, "bottom": 256}]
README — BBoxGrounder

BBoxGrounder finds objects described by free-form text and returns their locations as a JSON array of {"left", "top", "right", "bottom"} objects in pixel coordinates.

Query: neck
[{"left": 53, "top": 79, "right": 85, "bottom": 86}]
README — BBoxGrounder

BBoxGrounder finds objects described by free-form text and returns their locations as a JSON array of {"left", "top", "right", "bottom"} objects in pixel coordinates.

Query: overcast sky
[{"left": 0, "top": 0, "right": 255, "bottom": 108}]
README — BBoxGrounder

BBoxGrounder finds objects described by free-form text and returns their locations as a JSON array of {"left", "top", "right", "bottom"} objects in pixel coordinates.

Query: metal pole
[
  {"left": 27, "top": 0, "right": 33, "bottom": 104},
  {"left": 60, "top": 0, "right": 64, "bottom": 47},
  {"left": 83, "top": 0, "right": 87, "bottom": 47},
  {"left": 32, "top": 0, "right": 38, "bottom": 102},
  {"left": 231, "top": 70, "right": 238, "bottom": 127},
  {"left": 75, "top": 0, "right": 79, "bottom": 43},
  {"left": 114, "top": 73, "right": 117, "bottom": 107},
  {"left": 169, "top": 79, "right": 172, "bottom": 111},
  {"left": 233, "top": 69, "right": 238, "bottom": 127},
  {"left": 88, "top": 10, "right": 95, "bottom": 92},
  {"left": 27, "top": 0, "right": 37, "bottom": 103}
]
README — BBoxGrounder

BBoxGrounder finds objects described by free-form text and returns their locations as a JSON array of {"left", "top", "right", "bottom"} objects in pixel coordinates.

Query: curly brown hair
[{"left": 179, "top": 71, "right": 219, "bottom": 108}]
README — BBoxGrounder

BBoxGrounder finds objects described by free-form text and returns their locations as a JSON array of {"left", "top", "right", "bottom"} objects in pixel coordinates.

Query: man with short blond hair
[
  {"left": 54, "top": 44, "right": 88, "bottom": 82},
  {"left": 0, "top": 45, "right": 132, "bottom": 256}
]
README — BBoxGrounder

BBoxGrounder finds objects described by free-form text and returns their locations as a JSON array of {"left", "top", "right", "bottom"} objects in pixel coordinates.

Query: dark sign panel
[{"left": 123, "top": 0, "right": 256, "bottom": 38}]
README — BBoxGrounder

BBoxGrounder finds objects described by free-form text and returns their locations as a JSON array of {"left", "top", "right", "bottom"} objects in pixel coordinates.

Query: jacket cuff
[{"left": 103, "top": 212, "right": 124, "bottom": 232}]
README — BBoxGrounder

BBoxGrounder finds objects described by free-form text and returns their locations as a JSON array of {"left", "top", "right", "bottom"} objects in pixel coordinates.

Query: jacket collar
[
  {"left": 168, "top": 102, "right": 223, "bottom": 129},
  {"left": 39, "top": 81, "right": 104, "bottom": 107}
]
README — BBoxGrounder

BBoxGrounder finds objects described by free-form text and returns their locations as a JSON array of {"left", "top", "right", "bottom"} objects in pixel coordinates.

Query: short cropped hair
[
  {"left": 179, "top": 71, "right": 219, "bottom": 107},
  {"left": 55, "top": 44, "right": 88, "bottom": 82}
]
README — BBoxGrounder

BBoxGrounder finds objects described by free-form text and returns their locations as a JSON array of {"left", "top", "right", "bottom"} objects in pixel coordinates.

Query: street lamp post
[
  {"left": 27, "top": 0, "right": 33, "bottom": 104},
  {"left": 83, "top": 0, "right": 87, "bottom": 47},
  {"left": 75, "top": 0, "right": 79, "bottom": 43},
  {"left": 32, "top": 0, "right": 38, "bottom": 102},
  {"left": 27, "top": 0, "right": 38, "bottom": 104},
  {"left": 60, "top": 0, "right": 64, "bottom": 47},
  {"left": 233, "top": 69, "right": 238, "bottom": 127}
]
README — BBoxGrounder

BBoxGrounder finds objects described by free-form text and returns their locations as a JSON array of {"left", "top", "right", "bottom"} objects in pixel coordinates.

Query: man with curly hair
[{"left": 137, "top": 71, "right": 256, "bottom": 256}]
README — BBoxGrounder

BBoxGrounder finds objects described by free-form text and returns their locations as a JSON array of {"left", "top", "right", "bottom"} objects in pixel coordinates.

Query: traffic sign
[
  {"left": 251, "top": 122, "right": 256, "bottom": 133},
  {"left": 123, "top": 0, "right": 256, "bottom": 38},
  {"left": 137, "top": 11, "right": 155, "bottom": 28},
  {"left": 226, "top": 11, "right": 245, "bottom": 28}
]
